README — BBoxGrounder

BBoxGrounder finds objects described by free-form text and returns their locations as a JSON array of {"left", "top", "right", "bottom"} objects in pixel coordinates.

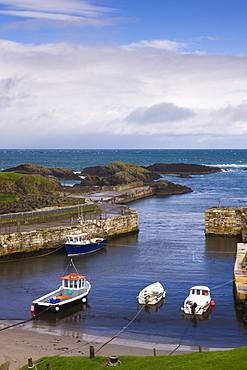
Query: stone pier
[
  {"left": 205, "top": 207, "right": 247, "bottom": 236},
  {"left": 234, "top": 243, "right": 247, "bottom": 305},
  {"left": 0, "top": 210, "right": 138, "bottom": 258}
]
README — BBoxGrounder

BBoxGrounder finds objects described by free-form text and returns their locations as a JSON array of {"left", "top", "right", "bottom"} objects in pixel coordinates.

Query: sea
[{"left": 1, "top": 149, "right": 247, "bottom": 349}]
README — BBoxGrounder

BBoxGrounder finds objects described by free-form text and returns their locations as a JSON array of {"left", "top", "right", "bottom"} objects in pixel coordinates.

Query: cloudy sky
[{"left": 1, "top": 0, "right": 247, "bottom": 149}]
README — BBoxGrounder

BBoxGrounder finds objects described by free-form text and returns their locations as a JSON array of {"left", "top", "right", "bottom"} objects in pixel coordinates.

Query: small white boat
[
  {"left": 181, "top": 285, "right": 215, "bottom": 315},
  {"left": 65, "top": 231, "right": 107, "bottom": 256},
  {"left": 31, "top": 261, "right": 91, "bottom": 313},
  {"left": 137, "top": 282, "right": 166, "bottom": 305}
]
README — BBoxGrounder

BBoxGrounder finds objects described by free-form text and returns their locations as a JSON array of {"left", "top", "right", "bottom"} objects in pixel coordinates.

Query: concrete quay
[{"left": 68, "top": 186, "right": 155, "bottom": 204}]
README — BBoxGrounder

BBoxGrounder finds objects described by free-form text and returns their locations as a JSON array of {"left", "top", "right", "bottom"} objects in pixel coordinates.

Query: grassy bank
[{"left": 20, "top": 346, "right": 247, "bottom": 370}]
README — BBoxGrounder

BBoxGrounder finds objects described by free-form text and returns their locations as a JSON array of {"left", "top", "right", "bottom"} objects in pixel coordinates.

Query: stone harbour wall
[
  {"left": 0, "top": 210, "right": 138, "bottom": 257},
  {"left": 234, "top": 243, "right": 247, "bottom": 303},
  {"left": 205, "top": 207, "right": 247, "bottom": 236}
]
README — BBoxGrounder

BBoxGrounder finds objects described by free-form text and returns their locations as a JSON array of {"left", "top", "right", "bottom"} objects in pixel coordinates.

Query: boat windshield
[{"left": 191, "top": 289, "right": 209, "bottom": 296}]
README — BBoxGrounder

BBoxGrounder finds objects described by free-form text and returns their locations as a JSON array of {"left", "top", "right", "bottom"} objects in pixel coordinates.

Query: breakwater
[
  {"left": 107, "top": 187, "right": 155, "bottom": 204},
  {"left": 205, "top": 207, "right": 247, "bottom": 236},
  {"left": 0, "top": 210, "right": 138, "bottom": 258}
]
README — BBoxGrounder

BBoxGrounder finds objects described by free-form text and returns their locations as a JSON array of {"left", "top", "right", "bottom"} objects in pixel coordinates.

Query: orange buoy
[{"left": 210, "top": 300, "right": 215, "bottom": 306}]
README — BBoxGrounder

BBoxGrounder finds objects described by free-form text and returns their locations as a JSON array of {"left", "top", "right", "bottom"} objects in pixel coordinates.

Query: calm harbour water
[{"left": 0, "top": 149, "right": 247, "bottom": 348}]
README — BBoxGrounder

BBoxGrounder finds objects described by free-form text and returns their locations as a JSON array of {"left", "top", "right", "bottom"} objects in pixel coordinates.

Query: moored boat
[
  {"left": 181, "top": 285, "right": 215, "bottom": 315},
  {"left": 31, "top": 261, "right": 91, "bottom": 313},
  {"left": 65, "top": 230, "right": 107, "bottom": 256},
  {"left": 137, "top": 282, "right": 166, "bottom": 305}
]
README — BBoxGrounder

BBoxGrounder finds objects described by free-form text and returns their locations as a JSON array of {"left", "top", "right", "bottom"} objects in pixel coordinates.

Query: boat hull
[
  {"left": 32, "top": 279, "right": 91, "bottom": 314},
  {"left": 32, "top": 294, "right": 89, "bottom": 313},
  {"left": 137, "top": 282, "right": 166, "bottom": 305},
  {"left": 65, "top": 238, "right": 107, "bottom": 256},
  {"left": 183, "top": 302, "right": 211, "bottom": 315}
]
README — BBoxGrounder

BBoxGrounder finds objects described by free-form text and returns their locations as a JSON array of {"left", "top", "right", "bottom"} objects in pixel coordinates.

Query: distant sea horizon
[{"left": 1, "top": 148, "right": 247, "bottom": 173}]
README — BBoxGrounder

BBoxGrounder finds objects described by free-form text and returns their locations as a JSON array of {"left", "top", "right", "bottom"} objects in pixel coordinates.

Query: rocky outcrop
[
  {"left": 80, "top": 161, "right": 160, "bottom": 187},
  {"left": 0, "top": 173, "right": 78, "bottom": 214},
  {"left": 0, "top": 194, "right": 83, "bottom": 214},
  {"left": 0, "top": 174, "right": 60, "bottom": 195},
  {"left": 144, "top": 163, "right": 221, "bottom": 174},
  {"left": 153, "top": 180, "right": 192, "bottom": 195},
  {"left": 3, "top": 163, "right": 79, "bottom": 180}
]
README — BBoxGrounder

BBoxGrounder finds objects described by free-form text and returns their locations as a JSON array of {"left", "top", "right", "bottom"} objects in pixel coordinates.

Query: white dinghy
[
  {"left": 137, "top": 282, "right": 166, "bottom": 305},
  {"left": 181, "top": 285, "right": 215, "bottom": 315}
]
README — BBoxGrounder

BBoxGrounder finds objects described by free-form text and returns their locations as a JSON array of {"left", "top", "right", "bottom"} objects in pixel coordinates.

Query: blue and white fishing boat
[
  {"left": 31, "top": 260, "right": 91, "bottom": 313},
  {"left": 65, "top": 231, "right": 107, "bottom": 256}
]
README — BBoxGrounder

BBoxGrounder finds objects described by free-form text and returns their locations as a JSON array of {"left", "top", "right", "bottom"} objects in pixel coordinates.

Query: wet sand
[{"left": 0, "top": 322, "right": 233, "bottom": 370}]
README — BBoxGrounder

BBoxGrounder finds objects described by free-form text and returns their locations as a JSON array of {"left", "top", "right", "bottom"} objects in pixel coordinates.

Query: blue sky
[{"left": 1, "top": 0, "right": 247, "bottom": 149}]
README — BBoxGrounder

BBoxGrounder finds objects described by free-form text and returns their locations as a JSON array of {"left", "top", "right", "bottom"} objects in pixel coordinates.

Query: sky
[{"left": 1, "top": 0, "right": 247, "bottom": 149}]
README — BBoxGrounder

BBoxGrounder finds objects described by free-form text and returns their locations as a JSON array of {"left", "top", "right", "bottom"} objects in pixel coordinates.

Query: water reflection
[
  {"left": 138, "top": 299, "right": 165, "bottom": 314},
  {"left": 181, "top": 307, "right": 213, "bottom": 328},
  {"left": 205, "top": 235, "right": 239, "bottom": 258},
  {"left": 33, "top": 302, "right": 90, "bottom": 324}
]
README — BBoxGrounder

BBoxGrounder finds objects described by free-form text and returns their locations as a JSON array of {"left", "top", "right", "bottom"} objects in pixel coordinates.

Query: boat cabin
[
  {"left": 189, "top": 285, "right": 210, "bottom": 298},
  {"left": 66, "top": 231, "right": 88, "bottom": 245},
  {"left": 60, "top": 273, "right": 87, "bottom": 291}
]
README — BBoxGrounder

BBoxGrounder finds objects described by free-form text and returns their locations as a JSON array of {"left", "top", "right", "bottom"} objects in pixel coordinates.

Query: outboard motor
[
  {"left": 144, "top": 294, "right": 150, "bottom": 305},
  {"left": 191, "top": 302, "right": 197, "bottom": 315}
]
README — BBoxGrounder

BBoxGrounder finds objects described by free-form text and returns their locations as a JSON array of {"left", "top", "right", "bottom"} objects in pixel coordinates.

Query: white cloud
[
  {"left": 125, "top": 39, "right": 188, "bottom": 51},
  {"left": 0, "top": 0, "right": 117, "bottom": 21},
  {"left": 1, "top": 39, "right": 247, "bottom": 148},
  {"left": 0, "top": 10, "right": 84, "bottom": 21}
]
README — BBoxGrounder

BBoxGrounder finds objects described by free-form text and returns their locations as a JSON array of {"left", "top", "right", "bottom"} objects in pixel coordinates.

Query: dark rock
[
  {"left": 3, "top": 163, "right": 79, "bottom": 180},
  {"left": 153, "top": 180, "right": 193, "bottom": 195},
  {"left": 0, "top": 174, "right": 59, "bottom": 196},
  {"left": 145, "top": 163, "right": 221, "bottom": 174},
  {"left": 0, "top": 194, "right": 83, "bottom": 214},
  {"left": 80, "top": 175, "right": 102, "bottom": 187},
  {"left": 16, "top": 175, "right": 59, "bottom": 195},
  {"left": 81, "top": 161, "right": 161, "bottom": 186},
  {"left": 177, "top": 174, "right": 192, "bottom": 178}
]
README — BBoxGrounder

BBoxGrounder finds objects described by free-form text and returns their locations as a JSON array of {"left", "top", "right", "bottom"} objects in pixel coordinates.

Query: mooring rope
[
  {"left": 0, "top": 245, "right": 64, "bottom": 264},
  {"left": 168, "top": 319, "right": 192, "bottom": 356},
  {"left": 210, "top": 279, "right": 235, "bottom": 290},
  {"left": 0, "top": 306, "right": 52, "bottom": 332},
  {"left": 95, "top": 305, "right": 145, "bottom": 354}
]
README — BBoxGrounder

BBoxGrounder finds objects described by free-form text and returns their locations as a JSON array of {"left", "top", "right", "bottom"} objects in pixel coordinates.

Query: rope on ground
[{"left": 95, "top": 305, "right": 145, "bottom": 354}]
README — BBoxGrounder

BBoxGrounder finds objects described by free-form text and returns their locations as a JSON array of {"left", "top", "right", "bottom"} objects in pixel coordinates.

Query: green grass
[
  {"left": 19, "top": 347, "right": 247, "bottom": 370},
  {"left": 0, "top": 204, "right": 97, "bottom": 223},
  {"left": 0, "top": 194, "right": 18, "bottom": 202},
  {"left": 113, "top": 161, "right": 149, "bottom": 173},
  {"left": 0, "top": 172, "right": 25, "bottom": 181}
]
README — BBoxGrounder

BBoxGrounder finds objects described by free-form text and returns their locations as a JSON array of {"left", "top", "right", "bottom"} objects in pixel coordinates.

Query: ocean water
[{"left": 0, "top": 149, "right": 247, "bottom": 349}]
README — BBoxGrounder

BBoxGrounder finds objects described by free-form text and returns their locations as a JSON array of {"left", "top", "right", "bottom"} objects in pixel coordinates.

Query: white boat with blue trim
[{"left": 65, "top": 231, "right": 107, "bottom": 256}]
